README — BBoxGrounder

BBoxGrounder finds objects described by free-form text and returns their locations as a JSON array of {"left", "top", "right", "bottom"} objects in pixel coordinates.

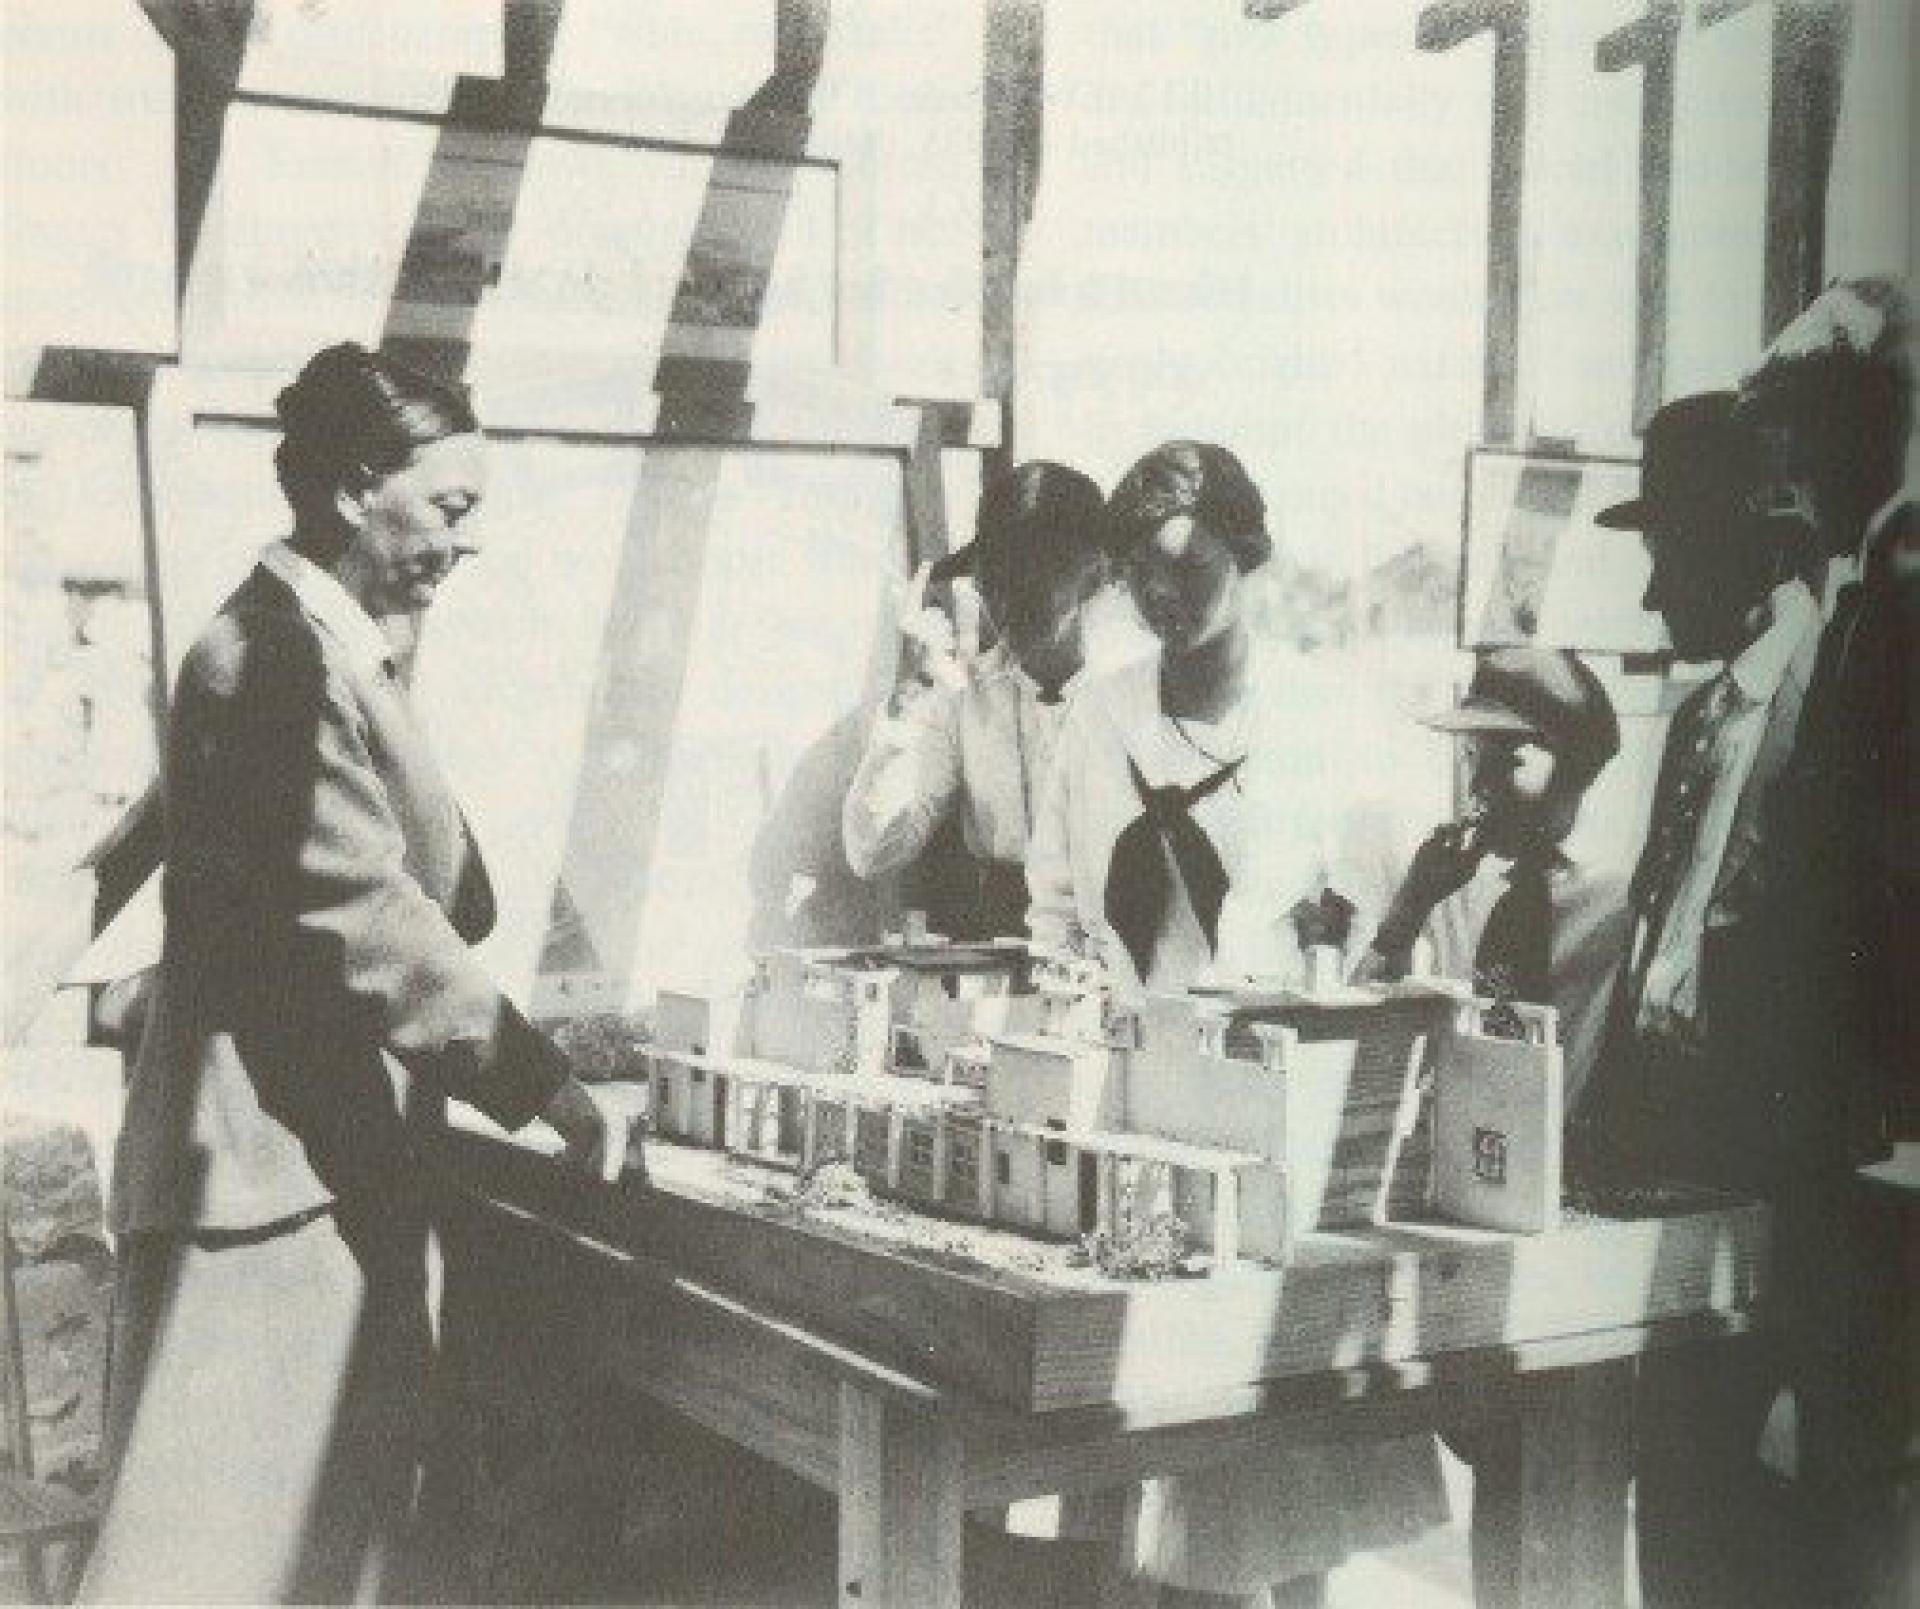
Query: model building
[{"left": 641, "top": 933, "right": 1564, "bottom": 1267}]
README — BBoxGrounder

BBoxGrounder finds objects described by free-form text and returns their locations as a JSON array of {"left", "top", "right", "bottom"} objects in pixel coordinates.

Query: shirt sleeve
[
  {"left": 171, "top": 619, "right": 568, "bottom": 1130},
  {"left": 841, "top": 692, "right": 964, "bottom": 879},
  {"left": 1023, "top": 700, "right": 1083, "bottom": 952}
]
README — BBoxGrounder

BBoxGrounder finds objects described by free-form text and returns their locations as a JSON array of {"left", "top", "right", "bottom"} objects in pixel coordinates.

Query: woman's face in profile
[
  {"left": 341, "top": 432, "right": 487, "bottom": 616},
  {"left": 1124, "top": 514, "right": 1241, "bottom": 652}
]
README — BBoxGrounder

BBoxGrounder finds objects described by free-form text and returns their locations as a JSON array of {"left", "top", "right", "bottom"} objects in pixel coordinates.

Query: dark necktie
[
  {"left": 1630, "top": 674, "right": 1739, "bottom": 959},
  {"left": 1104, "top": 755, "right": 1243, "bottom": 982},
  {"left": 1474, "top": 854, "right": 1554, "bottom": 1011}
]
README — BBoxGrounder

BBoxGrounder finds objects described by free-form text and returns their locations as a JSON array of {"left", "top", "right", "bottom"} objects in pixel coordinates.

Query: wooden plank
[
  {"left": 1471, "top": 1359, "right": 1635, "bottom": 1609},
  {"left": 1701, "top": 0, "right": 1853, "bottom": 342},
  {"left": 435, "top": 1124, "right": 1765, "bottom": 1412},
  {"left": 1028, "top": 1206, "right": 1766, "bottom": 1409},
  {"left": 438, "top": 1131, "right": 1042, "bottom": 1404},
  {"left": 981, "top": 0, "right": 1044, "bottom": 459},
  {"left": 838, "top": 1383, "right": 964, "bottom": 1609},
  {"left": 1417, "top": 0, "right": 1530, "bottom": 445},
  {"left": 443, "top": 1188, "right": 947, "bottom": 1501},
  {"left": 1596, "top": 2, "right": 1680, "bottom": 431}
]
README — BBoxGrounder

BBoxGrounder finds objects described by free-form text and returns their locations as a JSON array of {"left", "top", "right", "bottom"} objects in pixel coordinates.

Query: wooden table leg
[
  {"left": 838, "top": 1381, "right": 964, "bottom": 1609},
  {"left": 1472, "top": 1358, "right": 1635, "bottom": 1609}
]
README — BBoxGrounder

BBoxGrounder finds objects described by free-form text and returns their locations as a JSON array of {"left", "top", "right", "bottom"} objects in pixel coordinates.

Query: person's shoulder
[{"left": 177, "top": 569, "right": 332, "bottom": 701}]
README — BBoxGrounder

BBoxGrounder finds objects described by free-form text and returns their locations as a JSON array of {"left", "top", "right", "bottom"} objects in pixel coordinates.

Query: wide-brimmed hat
[
  {"left": 930, "top": 461, "right": 1107, "bottom": 585},
  {"left": 1422, "top": 647, "right": 1620, "bottom": 779},
  {"left": 1595, "top": 391, "right": 1747, "bottom": 532}
]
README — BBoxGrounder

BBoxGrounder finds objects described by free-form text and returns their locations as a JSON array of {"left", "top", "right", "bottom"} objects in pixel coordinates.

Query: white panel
[
  {"left": 183, "top": 104, "right": 840, "bottom": 383},
  {"left": 1665, "top": 4, "right": 1770, "bottom": 398},
  {"left": 237, "top": 0, "right": 501, "bottom": 108},
  {"left": 414, "top": 441, "right": 905, "bottom": 1007},
  {"left": 1516, "top": 0, "right": 1643, "bottom": 453},
  {"left": 3, "top": 403, "right": 158, "bottom": 1033},
  {"left": 181, "top": 104, "right": 443, "bottom": 367},
  {"left": 1020, "top": 0, "right": 1487, "bottom": 580},
  {"left": 2, "top": 0, "right": 175, "bottom": 357}
]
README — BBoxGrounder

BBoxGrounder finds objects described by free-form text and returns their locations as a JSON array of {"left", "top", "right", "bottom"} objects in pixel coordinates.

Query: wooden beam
[
  {"left": 1597, "top": 2, "right": 1681, "bottom": 432},
  {"left": 1418, "top": 0, "right": 1531, "bottom": 445},
  {"left": 982, "top": 0, "right": 1044, "bottom": 467},
  {"left": 1471, "top": 1358, "right": 1636, "bottom": 1609},
  {"left": 838, "top": 1384, "right": 964, "bottom": 1609},
  {"left": 438, "top": 1121, "right": 1768, "bottom": 1413},
  {"left": 1702, "top": 0, "right": 1855, "bottom": 341}
]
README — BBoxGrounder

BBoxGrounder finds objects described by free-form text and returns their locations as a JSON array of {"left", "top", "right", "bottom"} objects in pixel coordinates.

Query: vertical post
[
  {"left": 1703, "top": 0, "right": 1854, "bottom": 341},
  {"left": 1760, "top": 1, "right": 1851, "bottom": 339},
  {"left": 838, "top": 1383, "right": 964, "bottom": 1609},
  {"left": 1596, "top": 2, "right": 1681, "bottom": 432},
  {"left": 1211, "top": 1168, "right": 1241, "bottom": 1265},
  {"left": 1418, "top": 0, "right": 1533, "bottom": 445},
  {"left": 1470, "top": 1359, "right": 1635, "bottom": 1609},
  {"left": 982, "top": 0, "right": 1045, "bottom": 471}
]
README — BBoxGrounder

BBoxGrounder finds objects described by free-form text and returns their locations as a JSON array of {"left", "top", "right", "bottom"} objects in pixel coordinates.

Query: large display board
[
  {"left": 183, "top": 101, "right": 845, "bottom": 387},
  {"left": 145, "top": 369, "right": 922, "bottom": 1015}
]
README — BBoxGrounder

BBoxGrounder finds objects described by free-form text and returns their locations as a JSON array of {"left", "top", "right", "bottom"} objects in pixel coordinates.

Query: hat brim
[
  {"left": 1419, "top": 700, "right": 1544, "bottom": 741},
  {"left": 1593, "top": 496, "right": 1647, "bottom": 530}
]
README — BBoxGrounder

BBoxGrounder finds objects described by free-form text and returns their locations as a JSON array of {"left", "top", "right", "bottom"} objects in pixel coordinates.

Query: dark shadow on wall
[
  {"left": 534, "top": 0, "right": 839, "bottom": 1002},
  {"left": 379, "top": 0, "right": 568, "bottom": 382},
  {"left": 745, "top": 707, "right": 890, "bottom": 953}
]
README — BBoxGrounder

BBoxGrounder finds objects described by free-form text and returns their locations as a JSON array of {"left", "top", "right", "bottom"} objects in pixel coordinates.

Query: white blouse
[
  {"left": 1025, "top": 649, "right": 1407, "bottom": 1001},
  {"left": 1021, "top": 645, "right": 1448, "bottom": 1589}
]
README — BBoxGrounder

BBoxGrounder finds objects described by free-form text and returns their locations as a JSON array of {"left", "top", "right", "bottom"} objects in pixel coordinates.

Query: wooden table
[{"left": 429, "top": 1112, "right": 1767, "bottom": 1609}]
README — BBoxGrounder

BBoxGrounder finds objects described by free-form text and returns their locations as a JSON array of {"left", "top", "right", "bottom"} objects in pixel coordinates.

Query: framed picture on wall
[{"left": 1458, "top": 447, "right": 1666, "bottom": 654}]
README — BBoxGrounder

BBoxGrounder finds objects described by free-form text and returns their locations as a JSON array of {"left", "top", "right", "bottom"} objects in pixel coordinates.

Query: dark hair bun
[
  {"left": 272, "top": 341, "right": 477, "bottom": 523},
  {"left": 275, "top": 341, "right": 377, "bottom": 441}
]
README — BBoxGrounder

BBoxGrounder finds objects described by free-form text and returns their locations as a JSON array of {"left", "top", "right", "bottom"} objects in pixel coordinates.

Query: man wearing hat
[
  {"left": 1589, "top": 390, "right": 1824, "bottom": 1185},
  {"left": 1716, "top": 284, "right": 1914, "bottom": 1607},
  {"left": 1355, "top": 645, "right": 1626, "bottom": 1605},
  {"left": 843, "top": 460, "right": 1115, "bottom": 939},
  {"left": 1358, "top": 646, "right": 1626, "bottom": 1110},
  {"left": 1589, "top": 390, "right": 1834, "bottom": 1609},
  {"left": 1737, "top": 276, "right": 1915, "bottom": 1159}
]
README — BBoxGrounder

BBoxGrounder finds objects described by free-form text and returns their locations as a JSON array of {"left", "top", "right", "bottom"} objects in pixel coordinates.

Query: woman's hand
[
  {"left": 888, "top": 563, "right": 967, "bottom": 715},
  {"left": 540, "top": 1076, "right": 639, "bottom": 1184}
]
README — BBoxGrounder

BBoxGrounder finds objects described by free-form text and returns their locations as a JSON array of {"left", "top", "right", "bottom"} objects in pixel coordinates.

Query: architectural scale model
[{"left": 640, "top": 931, "right": 1566, "bottom": 1268}]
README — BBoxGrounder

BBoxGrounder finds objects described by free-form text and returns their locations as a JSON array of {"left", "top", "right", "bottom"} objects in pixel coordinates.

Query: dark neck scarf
[
  {"left": 1104, "top": 754, "right": 1243, "bottom": 983},
  {"left": 1475, "top": 853, "right": 1555, "bottom": 1010}
]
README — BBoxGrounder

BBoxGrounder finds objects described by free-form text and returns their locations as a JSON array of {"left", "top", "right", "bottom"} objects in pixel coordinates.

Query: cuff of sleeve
[
  {"left": 870, "top": 706, "right": 943, "bottom": 748},
  {"left": 435, "top": 1002, "right": 572, "bottom": 1132}
]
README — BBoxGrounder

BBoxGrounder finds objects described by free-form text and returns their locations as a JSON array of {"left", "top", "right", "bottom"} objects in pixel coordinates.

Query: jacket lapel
[{"left": 1708, "top": 620, "right": 1820, "bottom": 916}]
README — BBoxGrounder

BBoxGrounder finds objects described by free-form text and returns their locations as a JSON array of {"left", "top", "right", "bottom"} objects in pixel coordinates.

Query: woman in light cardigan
[{"left": 1025, "top": 441, "right": 1444, "bottom": 1607}]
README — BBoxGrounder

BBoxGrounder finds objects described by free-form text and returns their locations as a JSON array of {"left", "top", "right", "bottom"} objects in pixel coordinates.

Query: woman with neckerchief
[{"left": 1025, "top": 440, "right": 1445, "bottom": 1608}]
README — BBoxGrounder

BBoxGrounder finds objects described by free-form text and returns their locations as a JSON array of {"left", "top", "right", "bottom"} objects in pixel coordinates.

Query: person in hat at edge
[
  {"left": 842, "top": 460, "right": 1121, "bottom": 939},
  {"left": 1349, "top": 645, "right": 1626, "bottom": 1608},
  {"left": 1720, "top": 282, "right": 1915, "bottom": 1608},
  {"left": 1736, "top": 278, "right": 1915, "bottom": 1161}
]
